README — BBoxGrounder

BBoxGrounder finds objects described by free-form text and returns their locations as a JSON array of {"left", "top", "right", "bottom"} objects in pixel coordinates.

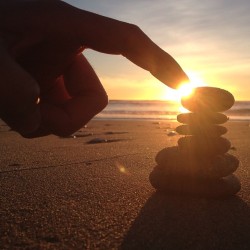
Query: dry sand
[{"left": 1, "top": 119, "right": 250, "bottom": 249}]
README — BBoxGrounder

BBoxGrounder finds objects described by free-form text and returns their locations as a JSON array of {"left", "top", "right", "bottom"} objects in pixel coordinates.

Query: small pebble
[
  {"left": 167, "top": 131, "right": 177, "bottom": 136},
  {"left": 87, "top": 138, "right": 107, "bottom": 144},
  {"left": 59, "top": 135, "right": 76, "bottom": 139}
]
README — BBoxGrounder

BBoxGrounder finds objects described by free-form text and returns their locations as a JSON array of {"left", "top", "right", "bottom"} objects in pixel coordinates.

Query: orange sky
[{"left": 66, "top": 0, "right": 250, "bottom": 101}]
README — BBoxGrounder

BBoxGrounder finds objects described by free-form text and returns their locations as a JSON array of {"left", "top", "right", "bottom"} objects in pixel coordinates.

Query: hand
[{"left": 0, "top": 0, "right": 189, "bottom": 138}]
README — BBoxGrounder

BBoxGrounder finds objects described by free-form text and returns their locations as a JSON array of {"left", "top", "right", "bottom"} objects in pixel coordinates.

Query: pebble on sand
[
  {"left": 167, "top": 131, "right": 177, "bottom": 136},
  {"left": 87, "top": 138, "right": 108, "bottom": 144}
]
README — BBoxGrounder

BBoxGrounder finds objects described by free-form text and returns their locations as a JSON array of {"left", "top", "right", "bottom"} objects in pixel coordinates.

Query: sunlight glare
[
  {"left": 177, "top": 83, "right": 194, "bottom": 98},
  {"left": 164, "top": 71, "right": 207, "bottom": 102},
  {"left": 176, "top": 81, "right": 204, "bottom": 113}
]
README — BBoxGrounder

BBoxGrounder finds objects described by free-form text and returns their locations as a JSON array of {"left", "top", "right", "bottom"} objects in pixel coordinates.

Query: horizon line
[{"left": 108, "top": 99, "right": 250, "bottom": 102}]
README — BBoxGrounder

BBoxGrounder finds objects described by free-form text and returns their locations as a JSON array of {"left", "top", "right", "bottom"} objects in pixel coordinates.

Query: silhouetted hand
[{"left": 0, "top": 0, "right": 189, "bottom": 138}]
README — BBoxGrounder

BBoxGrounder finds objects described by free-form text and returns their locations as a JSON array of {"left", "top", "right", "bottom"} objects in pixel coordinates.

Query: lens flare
[{"left": 116, "top": 161, "right": 130, "bottom": 175}]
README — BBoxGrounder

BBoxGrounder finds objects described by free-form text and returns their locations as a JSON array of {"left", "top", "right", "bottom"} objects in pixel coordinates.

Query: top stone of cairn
[{"left": 181, "top": 87, "right": 235, "bottom": 112}]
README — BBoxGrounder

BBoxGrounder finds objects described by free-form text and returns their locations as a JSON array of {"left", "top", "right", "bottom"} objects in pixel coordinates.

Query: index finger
[
  {"left": 1, "top": 0, "right": 189, "bottom": 88},
  {"left": 62, "top": 2, "right": 189, "bottom": 88}
]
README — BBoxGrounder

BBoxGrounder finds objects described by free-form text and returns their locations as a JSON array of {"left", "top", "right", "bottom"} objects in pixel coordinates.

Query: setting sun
[
  {"left": 164, "top": 71, "right": 208, "bottom": 113},
  {"left": 177, "top": 71, "right": 207, "bottom": 99},
  {"left": 177, "top": 83, "right": 194, "bottom": 98},
  {"left": 163, "top": 71, "right": 207, "bottom": 102},
  {"left": 176, "top": 83, "right": 196, "bottom": 113}
]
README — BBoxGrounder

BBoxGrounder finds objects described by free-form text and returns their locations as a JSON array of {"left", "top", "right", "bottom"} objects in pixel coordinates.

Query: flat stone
[
  {"left": 178, "top": 136, "right": 231, "bottom": 156},
  {"left": 155, "top": 146, "right": 239, "bottom": 179},
  {"left": 181, "top": 87, "right": 235, "bottom": 112},
  {"left": 175, "top": 124, "right": 227, "bottom": 136},
  {"left": 177, "top": 112, "right": 228, "bottom": 125},
  {"left": 149, "top": 169, "right": 241, "bottom": 198}
]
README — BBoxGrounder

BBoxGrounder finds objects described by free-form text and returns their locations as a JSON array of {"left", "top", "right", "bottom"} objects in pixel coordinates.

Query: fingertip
[
  {"left": 153, "top": 70, "right": 190, "bottom": 90},
  {"left": 175, "top": 74, "right": 190, "bottom": 89}
]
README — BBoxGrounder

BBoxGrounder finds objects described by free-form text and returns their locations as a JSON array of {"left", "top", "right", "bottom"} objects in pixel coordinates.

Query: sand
[{"left": 1, "top": 119, "right": 250, "bottom": 249}]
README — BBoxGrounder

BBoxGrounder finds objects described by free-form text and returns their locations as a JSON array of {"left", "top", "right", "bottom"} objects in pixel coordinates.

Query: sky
[{"left": 65, "top": 0, "right": 250, "bottom": 101}]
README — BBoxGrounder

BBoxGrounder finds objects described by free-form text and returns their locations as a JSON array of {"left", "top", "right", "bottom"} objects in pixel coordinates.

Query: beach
[{"left": 1, "top": 119, "right": 250, "bottom": 249}]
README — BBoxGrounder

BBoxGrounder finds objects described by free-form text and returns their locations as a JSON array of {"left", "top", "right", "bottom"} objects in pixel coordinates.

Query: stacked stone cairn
[{"left": 149, "top": 87, "right": 241, "bottom": 198}]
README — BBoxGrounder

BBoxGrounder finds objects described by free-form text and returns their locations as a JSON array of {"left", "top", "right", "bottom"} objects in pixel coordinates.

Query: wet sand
[{"left": 1, "top": 119, "right": 250, "bottom": 249}]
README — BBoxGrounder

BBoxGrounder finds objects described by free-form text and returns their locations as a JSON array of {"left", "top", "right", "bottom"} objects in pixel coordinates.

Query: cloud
[
  {"left": 66, "top": 0, "right": 250, "bottom": 60},
  {"left": 65, "top": 0, "right": 250, "bottom": 100}
]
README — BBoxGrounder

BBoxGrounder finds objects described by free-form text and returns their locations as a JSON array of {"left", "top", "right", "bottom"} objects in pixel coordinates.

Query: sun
[
  {"left": 177, "top": 83, "right": 194, "bottom": 98},
  {"left": 177, "top": 71, "right": 207, "bottom": 99},
  {"left": 174, "top": 81, "right": 202, "bottom": 103},
  {"left": 163, "top": 71, "right": 207, "bottom": 102},
  {"left": 171, "top": 71, "right": 207, "bottom": 112},
  {"left": 176, "top": 83, "right": 198, "bottom": 113}
]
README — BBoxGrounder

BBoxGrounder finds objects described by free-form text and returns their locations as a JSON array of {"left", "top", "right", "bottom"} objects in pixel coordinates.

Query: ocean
[{"left": 96, "top": 100, "right": 250, "bottom": 121}]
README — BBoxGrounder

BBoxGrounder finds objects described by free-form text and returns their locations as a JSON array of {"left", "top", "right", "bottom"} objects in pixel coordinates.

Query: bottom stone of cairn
[{"left": 149, "top": 166, "right": 241, "bottom": 198}]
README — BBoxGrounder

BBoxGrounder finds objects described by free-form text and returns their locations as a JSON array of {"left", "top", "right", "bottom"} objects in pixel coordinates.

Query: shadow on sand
[{"left": 121, "top": 193, "right": 250, "bottom": 250}]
